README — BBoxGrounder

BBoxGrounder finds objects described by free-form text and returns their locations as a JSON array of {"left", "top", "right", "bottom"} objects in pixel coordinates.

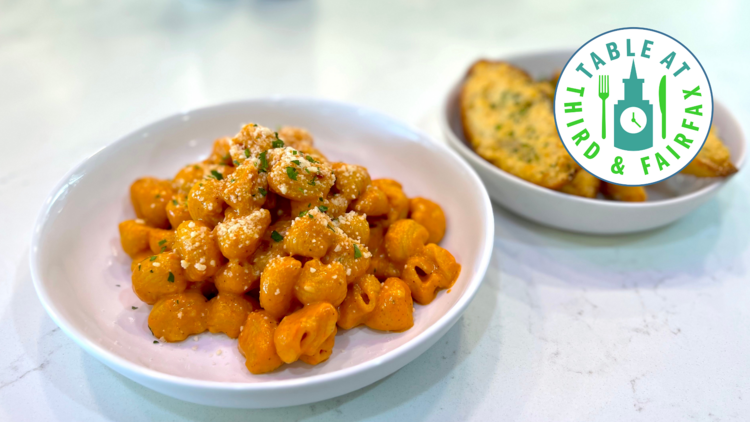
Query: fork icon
[{"left": 599, "top": 75, "right": 609, "bottom": 139}]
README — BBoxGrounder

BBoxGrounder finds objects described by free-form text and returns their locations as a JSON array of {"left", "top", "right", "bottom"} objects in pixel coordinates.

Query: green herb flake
[
  {"left": 168, "top": 272, "right": 175, "bottom": 283},
  {"left": 327, "top": 223, "right": 336, "bottom": 233},
  {"left": 292, "top": 150, "right": 297, "bottom": 155},
  {"left": 155, "top": 193, "right": 161, "bottom": 199},
  {"left": 258, "top": 187, "right": 267, "bottom": 197},
  {"left": 291, "top": 159, "right": 301, "bottom": 166},
  {"left": 258, "top": 151, "right": 268, "bottom": 173},
  {"left": 305, "top": 155, "right": 316, "bottom": 163},
  {"left": 193, "top": 165, "right": 201, "bottom": 170},
  {"left": 308, "top": 213, "right": 314, "bottom": 219},
  {"left": 299, "top": 210, "right": 308, "bottom": 217},
  {"left": 160, "top": 246, "right": 167, "bottom": 253},
  {"left": 210, "top": 170, "right": 224, "bottom": 180},
  {"left": 286, "top": 167, "right": 298, "bottom": 181},
  {"left": 308, "top": 180, "right": 316, "bottom": 186},
  {"left": 318, "top": 205, "right": 328, "bottom": 213},
  {"left": 272, "top": 139, "right": 285, "bottom": 148},
  {"left": 153, "top": 340, "right": 159, "bottom": 344},
  {"left": 304, "top": 167, "right": 311, "bottom": 174},
  {"left": 149, "top": 256, "right": 157, "bottom": 261},
  {"left": 233, "top": 160, "right": 240, "bottom": 166},
  {"left": 353, "top": 244, "right": 362, "bottom": 259},
  {"left": 270, "top": 230, "right": 284, "bottom": 242},
  {"left": 158, "top": 239, "right": 167, "bottom": 246},
  {"left": 132, "top": 306, "right": 138, "bottom": 310},
  {"left": 244, "top": 148, "right": 251, "bottom": 158},
  {"left": 172, "top": 199, "right": 178, "bottom": 206}
]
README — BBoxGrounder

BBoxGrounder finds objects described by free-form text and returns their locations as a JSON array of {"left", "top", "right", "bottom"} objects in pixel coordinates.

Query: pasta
[{"left": 118, "top": 123, "right": 461, "bottom": 374}]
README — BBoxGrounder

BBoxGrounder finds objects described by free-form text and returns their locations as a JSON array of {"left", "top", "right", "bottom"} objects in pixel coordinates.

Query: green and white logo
[{"left": 554, "top": 28, "right": 712, "bottom": 186}]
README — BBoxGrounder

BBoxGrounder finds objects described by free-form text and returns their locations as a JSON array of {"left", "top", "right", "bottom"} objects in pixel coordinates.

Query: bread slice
[
  {"left": 681, "top": 127, "right": 738, "bottom": 177},
  {"left": 460, "top": 60, "right": 576, "bottom": 189}
]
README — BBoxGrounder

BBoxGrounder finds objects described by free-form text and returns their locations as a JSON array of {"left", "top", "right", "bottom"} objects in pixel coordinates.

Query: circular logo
[{"left": 553, "top": 28, "right": 713, "bottom": 186}]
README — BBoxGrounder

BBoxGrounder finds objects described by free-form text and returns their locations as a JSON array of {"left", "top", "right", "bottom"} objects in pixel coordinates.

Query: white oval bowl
[
  {"left": 30, "top": 97, "right": 493, "bottom": 408},
  {"left": 442, "top": 50, "right": 745, "bottom": 234}
]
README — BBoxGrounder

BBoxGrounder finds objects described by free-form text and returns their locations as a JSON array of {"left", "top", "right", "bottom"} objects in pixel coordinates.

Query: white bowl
[
  {"left": 442, "top": 50, "right": 746, "bottom": 235},
  {"left": 30, "top": 97, "right": 493, "bottom": 408}
]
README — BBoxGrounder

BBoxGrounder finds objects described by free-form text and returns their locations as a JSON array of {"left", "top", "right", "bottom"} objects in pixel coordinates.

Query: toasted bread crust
[
  {"left": 460, "top": 60, "right": 576, "bottom": 189},
  {"left": 681, "top": 128, "right": 738, "bottom": 178}
]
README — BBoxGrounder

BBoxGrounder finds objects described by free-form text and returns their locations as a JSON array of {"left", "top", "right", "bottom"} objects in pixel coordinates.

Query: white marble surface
[{"left": 1, "top": 0, "right": 749, "bottom": 420}]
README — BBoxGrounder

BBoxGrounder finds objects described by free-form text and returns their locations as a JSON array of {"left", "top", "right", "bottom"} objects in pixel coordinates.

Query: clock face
[{"left": 620, "top": 107, "right": 647, "bottom": 134}]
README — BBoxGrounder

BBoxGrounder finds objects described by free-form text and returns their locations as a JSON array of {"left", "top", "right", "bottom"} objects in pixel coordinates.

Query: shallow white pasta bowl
[
  {"left": 30, "top": 97, "right": 493, "bottom": 408},
  {"left": 442, "top": 50, "right": 745, "bottom": 234}
]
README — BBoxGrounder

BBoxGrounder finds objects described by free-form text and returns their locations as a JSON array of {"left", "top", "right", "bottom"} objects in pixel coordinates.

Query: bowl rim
[
  {"left": 29, "top": 96, "right": 495, "bottom": 391},
  {"left": 440, "top": 49, "right": 746, "bottom": 209}
]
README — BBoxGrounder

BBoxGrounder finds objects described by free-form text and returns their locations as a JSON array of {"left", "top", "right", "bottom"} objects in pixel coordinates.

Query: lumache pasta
[{"left": 119, "top": 123, "right": 461, "bottom": 374}]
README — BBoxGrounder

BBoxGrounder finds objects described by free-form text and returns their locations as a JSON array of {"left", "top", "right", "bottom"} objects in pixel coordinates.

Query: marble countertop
[{"left": 2, "top": 0, "right": 749, "bottom": 420}]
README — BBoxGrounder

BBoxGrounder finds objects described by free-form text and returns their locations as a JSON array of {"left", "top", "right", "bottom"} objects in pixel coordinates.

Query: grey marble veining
[{"left": 1, "top": 0, "right": 749, "bottom": 420}]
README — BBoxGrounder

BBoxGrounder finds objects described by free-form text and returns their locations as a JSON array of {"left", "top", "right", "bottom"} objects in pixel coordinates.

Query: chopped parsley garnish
[
  {"left": 233, "top": 160, "right": 240, "bottom": 166},
  {"left": 222, "top": 153, "right": 230, "bottom": 161},
  {"left": 193, "top": 165, "right": 201, "bottom": 170},
  {"left": 291, "top": 159, "right": 300, "bottom": 166},
  {"left": 299, "top": 210, "right": 308, "bottom": 217},
  {"left": 319, "top": 197, "right": 324, "bottom": 202},
  {"left": 308, "top": 180, "right": 316, "bottom": 186},
  {"left": 153, "top": 340, "right": 159, "bottom": 344},
  {"left": 172, "top": 199, "right": 178, "bottom": 206},
  {"left": 272, "top": 139, "right": 285, "bottom": 149},
  {"left": 149, "top": 256, "right": 157, "bottom": 261},
  {"left": 327, "top": 223, "right": 336, "bottom": 233},
  {"left": 258, "top": 150, "right": 268, "bottom": 173},
  {"left": 305, "top": 155, "right": 316, "bottom": 163},
  {"left": 308, "top": 213, "right": 314, "bottom": 219},
  {"left": 318, "top": 205, "right": 328, "bottom": 212},
  {"left": 158, "top": 239, "right": 167, "bottom": 246},
  {"left": 253, "top": 123, "right": 258, "bottom": 127},
  {"left": 270, "top": 230, "right": 284, "bottom": 242},
  {"left": 292, "top": 150, "right": 297, "bottom": 155},
  {"left": 160, "top": 246, "right": 167, "bottom": 253},
  {"left": 304, "top": 167, "right": 311, "bottom": 174},
  {"left": 210, "top": 170, "right": 224, "bottom": 180},
  {"left": 132, "top": 306, "right": 138, "bottom": 310},
  {"left": 168, "top": 272, "right": 175, "bottom": 283},
  {"left": 258, "top": 187, "right": 267, "bottom": 197},
  {"left": 244, "top": 148, "right": 251, "bottom": 158},
  {"left": 155, "top": 194, "right": 161, "bottom": 198},
  {"left": 286, "top": 167, "right": 298, "bottom": 180},
  {"left": 353, "top": 244, "right": 362, "bottom": 259}
]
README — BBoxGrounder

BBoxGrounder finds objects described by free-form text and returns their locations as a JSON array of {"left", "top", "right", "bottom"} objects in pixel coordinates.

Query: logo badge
[{"left": 554, "top": 28, "right": 713, "bottom": 186}]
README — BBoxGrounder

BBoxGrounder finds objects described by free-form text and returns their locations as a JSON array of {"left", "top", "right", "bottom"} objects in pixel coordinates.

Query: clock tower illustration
[{"left": 614, "top": 61, "right": 653, "bottom": 151}]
